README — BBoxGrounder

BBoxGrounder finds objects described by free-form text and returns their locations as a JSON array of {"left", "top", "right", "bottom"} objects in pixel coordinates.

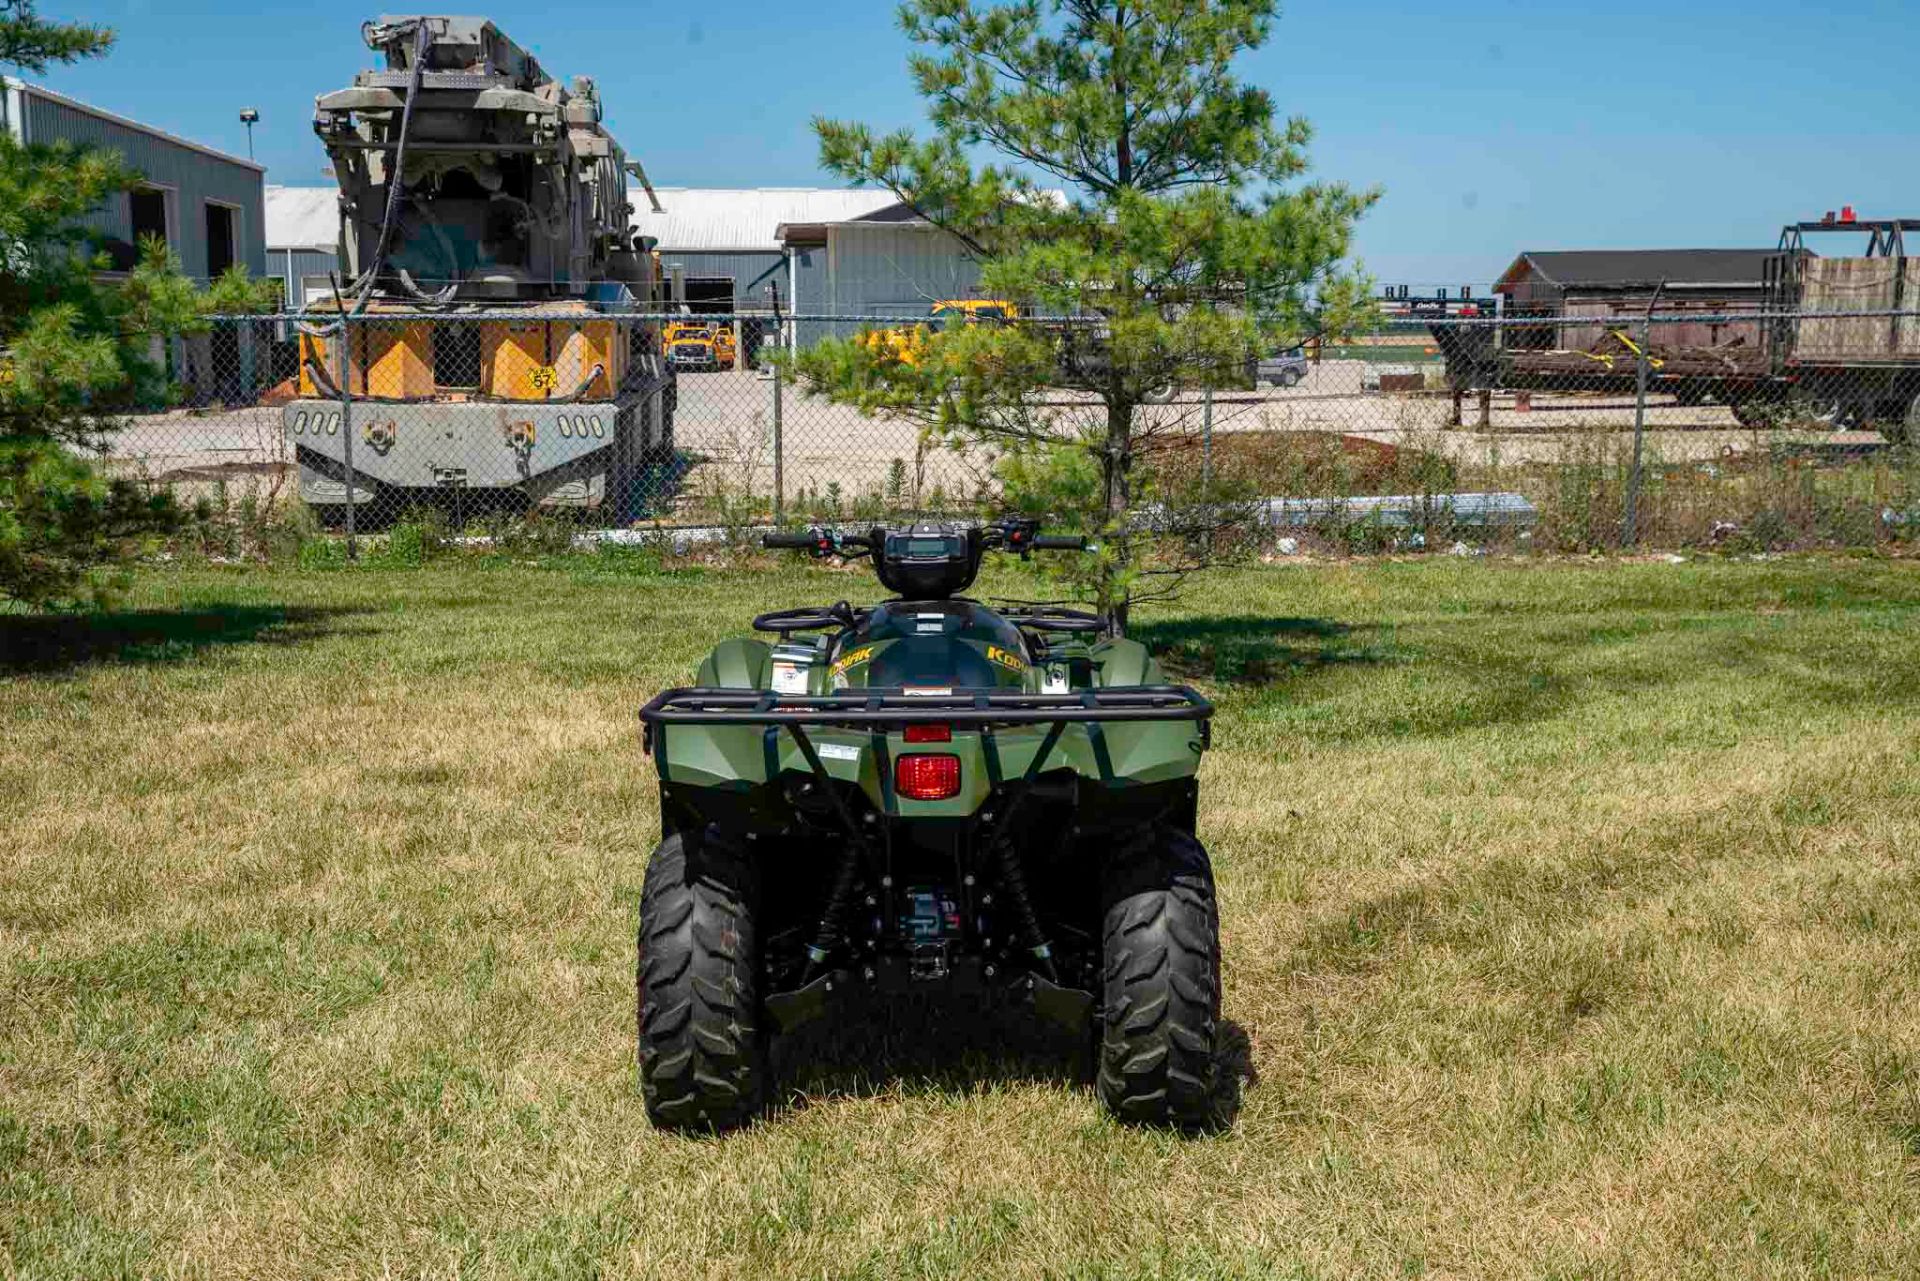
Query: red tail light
[
  {"left": 895, "top": 753, "right": 961, "bottom": 800},
  {"left": 903, "top": 723, "right": 951, "bottom": 743}
]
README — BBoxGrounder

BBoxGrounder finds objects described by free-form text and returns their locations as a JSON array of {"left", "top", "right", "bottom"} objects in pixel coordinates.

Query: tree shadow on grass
[
  {"left": 771, "top": 990, "right": 1255, "bottom": 1134},
  {"left": 0, "top": 604, "right": 367, "bottom": 674},
  {"left": 1134, "top": 615, "right": 1395, "bottom": 685}
]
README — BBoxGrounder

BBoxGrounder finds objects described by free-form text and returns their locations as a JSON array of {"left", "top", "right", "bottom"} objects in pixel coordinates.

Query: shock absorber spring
[
  {"left": 802, "top": 842, "right": 862, "bottom": 983},
  {"left": 995, "top": 838, "right": 1058, "bottom": 983}
]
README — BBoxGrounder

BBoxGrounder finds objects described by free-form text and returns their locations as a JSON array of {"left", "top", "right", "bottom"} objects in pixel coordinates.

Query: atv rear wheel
[
  {"left": 637, "top": 830, "right": 767, "bottom": 1131},
  {"left": 1096, "top": 827, "right": 1221, "bottom": 1129}
]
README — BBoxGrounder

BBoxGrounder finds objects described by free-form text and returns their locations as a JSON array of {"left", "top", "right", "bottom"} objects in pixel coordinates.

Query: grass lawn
[{"left": 3, "top": 553, "right": 1919, "bottom": 1278}]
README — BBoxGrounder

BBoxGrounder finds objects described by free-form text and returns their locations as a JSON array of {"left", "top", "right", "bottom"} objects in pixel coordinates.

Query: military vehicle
[
  {"left": 287, "top": 15, "right": 674, "bottom": 523},
  {"left": 636, "top": 519, "right": 1221, "bottom": 1131}
]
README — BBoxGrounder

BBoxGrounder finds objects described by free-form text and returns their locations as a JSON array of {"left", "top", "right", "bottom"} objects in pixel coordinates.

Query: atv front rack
[{"left": 638, "top": 684, "right": 1211, "bottom": 729}]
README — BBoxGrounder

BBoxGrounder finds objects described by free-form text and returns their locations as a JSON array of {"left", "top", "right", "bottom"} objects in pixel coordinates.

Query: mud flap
[
  {"left": 1028, "top": 975, "right": 1096, "bottom": 1032},
  {"left": 764, "top": 971, "right": 836, "bottom": 1032}
]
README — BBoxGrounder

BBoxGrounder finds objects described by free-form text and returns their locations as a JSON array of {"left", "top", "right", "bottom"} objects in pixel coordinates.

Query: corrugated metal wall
[
  {"left": 19, "top": 86, "right": 266, "bottom": 282},
  {"left": 271, "top": 247, "right": 341, "bottom": 307},
  {"left": 655, "top": 250, "right": 789, "bottom": 305},
  {"left": 823, "top": 224, "right": 981, "bottom": 317},
  {"left": 789, "top": 246, "right": 828, "bottom": 346}
]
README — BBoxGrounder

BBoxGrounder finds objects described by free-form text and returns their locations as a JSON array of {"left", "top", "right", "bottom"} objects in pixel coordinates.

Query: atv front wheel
[
  {"left": 637, "top": 830, "right": 767, "bottom": 1131},
  {"left": 1096, "top": 827, "right": 1221, "bottom": 1129}
]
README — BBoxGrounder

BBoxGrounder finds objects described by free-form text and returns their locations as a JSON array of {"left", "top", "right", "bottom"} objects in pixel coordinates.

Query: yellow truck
[
  {"left": 662, "top": 320, "right": 737, "bottom": 372},
  {"left": 929, "top": 299, "right": 1018, "bottom": 325},
  {"left": 864, "top": 299, "right": 1019, "bottom": 366}
]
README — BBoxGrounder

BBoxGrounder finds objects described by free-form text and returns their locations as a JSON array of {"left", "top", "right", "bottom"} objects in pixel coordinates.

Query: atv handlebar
[
  {"left": 762, "top": 531, "right": 828, "bottom": 550},
  {"left": 765, "top": 523, "right": 1086, "bottom": 559}
]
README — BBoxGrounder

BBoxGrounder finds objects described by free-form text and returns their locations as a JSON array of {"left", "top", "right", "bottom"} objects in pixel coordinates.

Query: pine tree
[
  {"left": 793, "top": 0, "right": 1376, "bottom": 629},
  {"left": 0, "top": 2, "right": 184, "bottom": 607}
]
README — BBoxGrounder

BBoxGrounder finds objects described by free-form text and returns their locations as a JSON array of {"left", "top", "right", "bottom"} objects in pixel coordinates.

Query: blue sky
[{"left": 29, "top": 0, "right": 1920, "bottom": 288}]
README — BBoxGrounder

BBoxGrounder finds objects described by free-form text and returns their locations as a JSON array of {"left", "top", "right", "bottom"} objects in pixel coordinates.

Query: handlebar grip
[
  {"left": 1031, "top": 535, "right": 1089, "bottom": 550},
  {"left": 762, "top": 532, "right": 821, "bottom": 549}
]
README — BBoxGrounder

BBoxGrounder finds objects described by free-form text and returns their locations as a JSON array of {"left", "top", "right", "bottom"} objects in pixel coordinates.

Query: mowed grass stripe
[{"left": 2, "top": 555, "right": 1917, "bottom": 1278}]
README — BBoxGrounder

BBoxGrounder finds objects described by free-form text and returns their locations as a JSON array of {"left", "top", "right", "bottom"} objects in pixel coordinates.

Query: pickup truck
[
  {"left": 662, "top": 320, "right": 736, "bottom": 371},
  {"left": 1251, "top": 347, "right": 1310, "bottom": 388}
]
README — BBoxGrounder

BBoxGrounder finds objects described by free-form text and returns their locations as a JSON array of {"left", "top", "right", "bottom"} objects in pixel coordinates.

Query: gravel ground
[{"left": 97, "top": 365, "right": 1878, "bottom": 504}]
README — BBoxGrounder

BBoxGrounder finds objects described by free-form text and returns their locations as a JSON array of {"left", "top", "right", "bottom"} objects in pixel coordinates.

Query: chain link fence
[{"left": 97, "top": 308, "right": 1920, "bottom": 556}]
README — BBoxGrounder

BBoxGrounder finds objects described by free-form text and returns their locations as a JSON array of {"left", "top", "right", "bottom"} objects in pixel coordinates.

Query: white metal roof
[
  {"left": 635, "top": 188, "right": 901, "bottom": 253},
  {"left": 265, "top": 186, "right": 339, "bottom": 251}
]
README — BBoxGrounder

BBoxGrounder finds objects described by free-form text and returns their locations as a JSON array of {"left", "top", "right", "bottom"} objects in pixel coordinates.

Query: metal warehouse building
[
  {"left": 634, "top": 188, "right": 987, "bottom": 338},
  {"left": 2, "top": 77, "right": 265, "bottom": 283},
  {"left": 639, "top": 188, "right": 990, "bottom": 350},
  {"left": 263, "top": 185, "right": 342, "bottom": 308},
  {"left": 634, "top": 187, "right": 895, "bottom": 314}
]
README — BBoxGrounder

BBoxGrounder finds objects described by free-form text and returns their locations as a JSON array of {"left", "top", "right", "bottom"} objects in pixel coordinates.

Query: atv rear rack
[
  {"left": 639, "top": 685, "right": 1211, "bottom": 729},
  {"left": 640, "top": 685, "right": 1213, "bottom": 1001}
]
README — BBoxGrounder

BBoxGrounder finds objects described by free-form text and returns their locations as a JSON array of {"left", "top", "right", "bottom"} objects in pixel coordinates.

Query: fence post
[
  {"left": 771, "top": 335, "right": 785, "bottom": 523},
  {"left": 766, "top": 283, "right": 786, "bottom": 522},
  {"left": 1201, "top": 386, "right": 1214, "bottom": 492},
  {"left": 328, "top": 276, "right": 358, "bottom": 561},
  {"left": 1623, "top": 317, "right": 1649, "bottom": 549},
  {"left": 340, "top": 321, "right": 358, "bottom": 561}
]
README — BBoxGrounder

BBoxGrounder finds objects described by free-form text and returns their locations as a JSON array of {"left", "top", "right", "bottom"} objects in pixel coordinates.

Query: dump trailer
[
  {"left": 1753, "top": 216, "right": 1920, "bottom": 437},
  {"left": 288, "top": 15, "right": 674, "bottom": 524},
  {"left": 1435, "top": 219, "right": 1920, "bottom": 441}
]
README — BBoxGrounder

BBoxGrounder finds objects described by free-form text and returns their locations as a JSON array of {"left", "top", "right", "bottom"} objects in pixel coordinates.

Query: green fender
[
  {"left": 697, "top": 638, "right": 772, "bottom": 688},
  {"left": 1090, "top": 637, "right": 1165, "bottom": 688},
  {"left": 668, "top": 639, "right": 773, "bottom": 789},
  {"left": 1085, "top": 637, "right": 1195, "bottom": 785},
  {"left": 657, "top": 635, "right": 1203, "bottom": 802}
]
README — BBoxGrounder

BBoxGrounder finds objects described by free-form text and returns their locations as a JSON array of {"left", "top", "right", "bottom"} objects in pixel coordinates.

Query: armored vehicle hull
[{"left": 292, "top": 16, "right": 675, "bottom": 523}]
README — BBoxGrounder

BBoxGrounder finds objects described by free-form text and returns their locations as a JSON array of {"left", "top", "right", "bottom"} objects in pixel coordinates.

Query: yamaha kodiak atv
[{"left": 637, "top": 519, "right": 1219, "bottom": 1130}]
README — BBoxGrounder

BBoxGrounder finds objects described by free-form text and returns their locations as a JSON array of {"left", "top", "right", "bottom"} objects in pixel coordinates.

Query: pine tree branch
[{"left": 0, "top": 1, "right": 114, "bottom": 74}]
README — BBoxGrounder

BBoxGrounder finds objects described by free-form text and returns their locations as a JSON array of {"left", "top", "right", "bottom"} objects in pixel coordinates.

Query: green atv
[{"left": 636, "top": 518, "right": 1219, "bottom": 1130}]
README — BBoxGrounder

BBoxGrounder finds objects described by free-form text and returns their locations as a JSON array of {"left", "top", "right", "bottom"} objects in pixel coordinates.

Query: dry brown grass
[{"left": 3, "top": 554, "right": 1919, "bottom": 1278}]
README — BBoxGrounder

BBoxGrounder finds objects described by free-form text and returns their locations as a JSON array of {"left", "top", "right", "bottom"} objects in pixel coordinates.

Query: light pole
[{"left": 239, "top": 108, "right": 259, "bottom": 160}]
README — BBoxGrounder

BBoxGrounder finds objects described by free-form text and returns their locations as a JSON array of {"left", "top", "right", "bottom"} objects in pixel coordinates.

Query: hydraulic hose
[
  {"left": 301, "top": 356, "right": 343, "bottom": 400},
  {"left": 548, "top": 363, "right": 606, "bottom": 403},
  {"left": 294, "top": 19, "right": 433, "bottom": 341},
  {"left": 396, "top": 269, "right": 459, "bottom": 306},
  {"left": 350, "top": 19, "right": 434, "bottom": 315}
]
